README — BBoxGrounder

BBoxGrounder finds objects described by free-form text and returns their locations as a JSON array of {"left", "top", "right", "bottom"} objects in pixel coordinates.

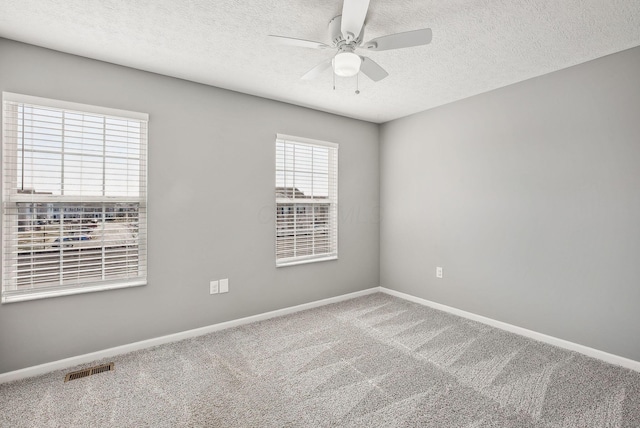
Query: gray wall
[
  {"left": 380, "top": 46, "right": 640, "bottom": 361},
  {"left": 0, "top": 39, "right": 380, "bottom": 374},
  {"left": 3, "top": 37, "right": 639, "bottom": 375}
]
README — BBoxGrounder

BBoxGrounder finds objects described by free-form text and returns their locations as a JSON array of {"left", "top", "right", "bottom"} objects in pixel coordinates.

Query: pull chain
[
  {"left": 355, "top": 73, "right": 360, "bottom": 95},
  {"left": 333, "top": 71, "right": 336, "bottom": 90}
]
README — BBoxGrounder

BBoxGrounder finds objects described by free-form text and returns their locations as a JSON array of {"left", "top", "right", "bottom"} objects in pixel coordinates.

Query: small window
[
  {"left": 275, "top": 134, "right": 338, "bottom": 266},
  {"left": 1, "top": 92, "right": 148, "bottom": 302}
]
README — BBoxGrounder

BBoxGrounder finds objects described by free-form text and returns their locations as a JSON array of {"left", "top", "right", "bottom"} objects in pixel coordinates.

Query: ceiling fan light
[{"left": 332, "top": 52, "right": 361, "bottom": 77}]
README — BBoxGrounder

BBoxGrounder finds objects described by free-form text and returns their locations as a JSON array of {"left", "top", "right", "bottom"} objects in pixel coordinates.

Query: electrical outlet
[
  {"left": 210, "top": 280, "right": 219, "bottom": 294},
  {"left": 219, "top": 278, "right": 229, "bottom": 293},
  {"left": 436, "top": 267, "right": 443, "bottom": 278}
]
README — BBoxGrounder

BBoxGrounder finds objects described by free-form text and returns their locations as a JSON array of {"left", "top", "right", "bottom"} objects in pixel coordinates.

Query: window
[
  {"left": 275, "top": 134, "right": 337, "bottom": 266},
  {"left": 2, "top": 92, "right": 148, "bottom": 302}
]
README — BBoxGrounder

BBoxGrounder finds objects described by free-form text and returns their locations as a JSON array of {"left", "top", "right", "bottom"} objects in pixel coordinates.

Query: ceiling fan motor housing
[{"left": 329, "top": 15, "right": 363, "bottom": 47}]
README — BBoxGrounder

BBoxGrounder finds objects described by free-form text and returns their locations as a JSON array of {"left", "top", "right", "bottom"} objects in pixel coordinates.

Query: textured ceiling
[{"left": 1, "top": 0, "right": 639, "bottom": 123}]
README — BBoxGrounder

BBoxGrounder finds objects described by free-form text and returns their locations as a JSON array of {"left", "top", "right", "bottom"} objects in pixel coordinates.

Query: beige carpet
[{"left": 1, "top": 293, "right": 639, "bottom": 427}]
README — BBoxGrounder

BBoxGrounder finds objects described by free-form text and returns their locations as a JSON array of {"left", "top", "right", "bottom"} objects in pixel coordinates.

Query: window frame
[
  {"left": 1, "top": 92, "right": 148, "bottom": 303},
  {"left": 275, "top": 134, "right": 338, "bottom": 267}
]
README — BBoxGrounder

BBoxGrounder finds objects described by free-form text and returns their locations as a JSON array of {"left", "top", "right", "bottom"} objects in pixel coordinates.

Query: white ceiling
[{"left": 1, "top": 0, "right": 639, "bottom": 123}]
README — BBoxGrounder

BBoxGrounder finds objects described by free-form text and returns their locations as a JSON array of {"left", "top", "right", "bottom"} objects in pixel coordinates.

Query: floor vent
[{"left": 64, "top": 362, "right": 114, "bottom": 382}]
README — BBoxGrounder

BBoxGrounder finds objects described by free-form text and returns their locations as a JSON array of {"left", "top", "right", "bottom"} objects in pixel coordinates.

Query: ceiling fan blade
[
  {"left": 301, "top": 59, "right": 333, "bottom": 80},
  {"left": 360, "top": 57, "right": 388, "bottom": 82},
  {"left": 362, "top": 28, "right": 432, "bottom": 51},
  {"left": 268, "top": 35, "right": 331, "bottom": 50},
  {"left": 341, "top": 0, "right": 370, "bottom": 42}
]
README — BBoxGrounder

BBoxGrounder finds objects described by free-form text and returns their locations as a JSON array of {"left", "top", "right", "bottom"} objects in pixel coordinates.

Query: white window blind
[
  {"left": 2, "top": 92, "right": 148, "bottom": 302},
  {"left": 275, "top": 134, "right": 337, "bottom": 266}
]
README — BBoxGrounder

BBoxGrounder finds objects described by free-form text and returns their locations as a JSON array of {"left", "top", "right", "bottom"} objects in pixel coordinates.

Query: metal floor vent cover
[{"left": 64, "top": 362, "right": 114, "bottom": 382}]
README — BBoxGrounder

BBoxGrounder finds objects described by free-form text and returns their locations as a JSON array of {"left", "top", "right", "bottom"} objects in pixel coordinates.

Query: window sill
[
  {"left": 276, "top": 255, "right": 338, "bottom": 268},
  {"left": 1, "top": 279, "right": 147, "bottom": 304}
]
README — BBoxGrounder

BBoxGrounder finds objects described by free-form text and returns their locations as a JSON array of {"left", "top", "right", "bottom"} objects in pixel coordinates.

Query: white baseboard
[
  {"left": 5, "top": 285, "right": 636, "bottom": 383},
  {"left": 0, "top": 287, "right": 380, "bottom": 384},
  {"left": 380, "top": 287, "right": 640, "bottom": 372}
]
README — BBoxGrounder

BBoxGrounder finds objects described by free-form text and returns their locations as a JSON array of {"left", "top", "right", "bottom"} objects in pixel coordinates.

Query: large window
[
  {"left": 2, "top": 93, "right": 148, "bottom": 302},
  {"left": 275, "top": 134, "right": 337, "bottom": 266}
]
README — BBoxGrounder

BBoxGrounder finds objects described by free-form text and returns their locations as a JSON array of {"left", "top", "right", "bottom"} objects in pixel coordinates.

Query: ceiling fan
[{"left": 268, "top": 0, "right": 432, "bottom": 83}]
